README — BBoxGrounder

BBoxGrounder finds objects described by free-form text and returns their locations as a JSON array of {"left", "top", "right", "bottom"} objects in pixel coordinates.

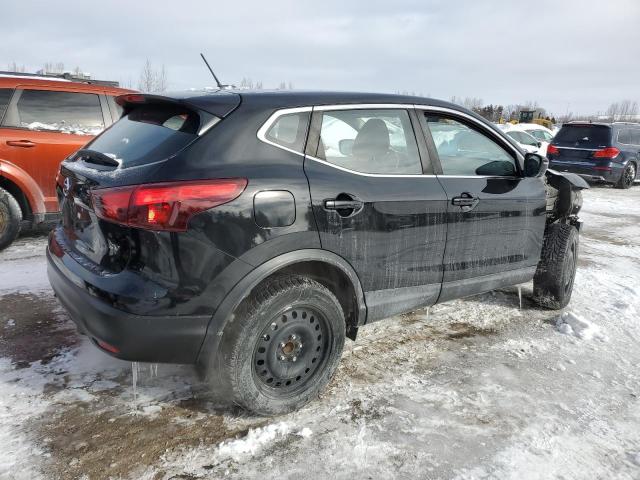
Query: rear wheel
[
  {"left": 211, "top": 275, "right": 346, "bottom": 415},
  {"left": 533, "top": 223, "right": 579, "bottom": 310},
  {"left": 0, "top": 187, "right": 22, "bottom": 252},
  {"left": 615, "top": 162, "right": 636, "bottom": 189}
]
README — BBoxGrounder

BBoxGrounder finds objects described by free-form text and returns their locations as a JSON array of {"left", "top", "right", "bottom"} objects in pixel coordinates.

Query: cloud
[{"left": 2, "top": 0, "right": 639, "bottom": 115}]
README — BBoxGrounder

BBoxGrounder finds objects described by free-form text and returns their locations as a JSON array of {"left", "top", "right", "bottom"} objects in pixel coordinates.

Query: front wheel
[
  {"left": 0, "top": 187, "right": 22, "bottom": 252},
  {"left": 615, "top": 162, "right": 636, "bottom": 189},
  {"left": 533, "top": 223, "right": 579, "bottom": 310},
  {"left": 210, "top": 275, "right": 346, "bottom": 415}
]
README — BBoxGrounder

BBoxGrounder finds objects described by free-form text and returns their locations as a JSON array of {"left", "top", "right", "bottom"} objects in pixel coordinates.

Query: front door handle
[
  {"left": 452, "top": 193, "right": 480, "bottom": 212},
  {"left": 6, "top": 140, "right": 36, "bottom": 148}
]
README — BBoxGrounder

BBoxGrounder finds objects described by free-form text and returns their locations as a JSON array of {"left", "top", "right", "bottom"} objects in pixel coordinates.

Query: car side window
[
  {"left": 425, "top": 114, "right": 517, "bottom": 176},
  {"left": 0, "top": 88, "right": 13, "bottom": 123},
  {"left": 265, "top": 111, "right": 310, "bottom": 153},
  {"left": 316, "top": 109, "right": 422, "bottom": 174},
  {"left": 7, "top": 89, "right": 105, "bottom": 135}
]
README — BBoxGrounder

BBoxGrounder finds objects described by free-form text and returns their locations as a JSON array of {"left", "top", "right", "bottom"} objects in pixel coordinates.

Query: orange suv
[{"left": 0, "top": 72, "right": 133, "bottom": 250}]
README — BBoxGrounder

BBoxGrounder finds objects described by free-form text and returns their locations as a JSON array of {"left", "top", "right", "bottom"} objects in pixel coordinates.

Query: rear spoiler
[{"left": 115, "top": 91, "right": 241, "bottom": 119}]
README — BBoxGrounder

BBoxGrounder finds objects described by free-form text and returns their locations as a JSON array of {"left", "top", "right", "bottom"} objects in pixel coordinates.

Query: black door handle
[
  {"left": 452, "top": 193, "right": 480, "bottom": 212},
  {"left": 324, "top": 195, "right": 363, "bottom": 217},
  {"left": 324, "top": 200, "right": 363, "bottom": 210}
]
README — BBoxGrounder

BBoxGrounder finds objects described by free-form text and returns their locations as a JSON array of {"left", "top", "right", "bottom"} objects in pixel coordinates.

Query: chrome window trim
[
  {"left": 313, "top": 103, "right": 414, "bottom": 111},
  {"left": 257, "top": 106, "right": 313, "bottom": 157},
  {"left": 305, "top": 155, "right": 517, "bottom": 180},
  {"left": 305, "top": 155, "right": 428, "bottom": 178},
  {"left": 555, "top": 146, "right": 599, "bottom": 151},
  {"left": 256, "top": 103, "right": 524, "bottom": 179}
]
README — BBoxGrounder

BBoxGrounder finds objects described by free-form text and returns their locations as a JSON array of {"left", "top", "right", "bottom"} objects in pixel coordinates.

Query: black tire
[
  {"left": 533, "top": 223, "right": 579, "bottom": 310},
  {"left": 615, "top": 162, "right": 636, "bottom": 189},
  {"left": 210, "top": 275, "right": 346, "bottom": 415},
  {"left": 0, "top": 187, "right": 22, "bottom": 252}
]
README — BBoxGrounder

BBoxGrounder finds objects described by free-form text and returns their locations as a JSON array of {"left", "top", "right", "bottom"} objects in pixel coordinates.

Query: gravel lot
[{"left": 1, "top": 185, "right": 639, "bottom": 480}]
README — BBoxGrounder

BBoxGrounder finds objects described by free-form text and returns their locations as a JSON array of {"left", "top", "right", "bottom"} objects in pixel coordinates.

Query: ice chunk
[{"left": 556, "top": 312, "right": 607, "bottom": 341}]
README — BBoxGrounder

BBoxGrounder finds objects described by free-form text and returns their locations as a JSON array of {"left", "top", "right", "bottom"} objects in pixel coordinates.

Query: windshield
[
  {"left": 84, "top": 104, "right": 206, "bottom": 168},
  {"left": 554, "top": 125, "right": 611, "bottom": 148}
]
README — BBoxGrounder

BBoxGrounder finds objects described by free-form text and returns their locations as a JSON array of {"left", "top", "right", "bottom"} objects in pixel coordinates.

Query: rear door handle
[
  {"left": 324, "top": 195, "right": 364, "bottom": 217},
  {"left": 324, "top": 200, "right": 363, "bottom": 210},
  {"left": 6, "top": 140, "right": 36, "bottom": 148},
  {"left": 452, "top": 193, "right": 480, "bottom": 212}
]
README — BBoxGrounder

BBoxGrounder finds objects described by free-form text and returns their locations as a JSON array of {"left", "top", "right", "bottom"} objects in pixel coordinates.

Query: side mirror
[
  {"left": 536, "top": 141, "right": 542, "bottom": 148},
  {"left": 524, "top": 153, "right": 548, "bottom": 177},
  {"left": 339, "top": 139, "right": 354, "bottom": 156}
]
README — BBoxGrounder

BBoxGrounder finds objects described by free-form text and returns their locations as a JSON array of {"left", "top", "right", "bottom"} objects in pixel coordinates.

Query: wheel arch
[
  {"left": 0, "top": 159, "right": 46, "bottom": 219},
  {"left": 0, "top": 174, "right": 32, "bottom": 220},
  {"left": 196, "top": 249, "right": 367, "bottom": 365}
]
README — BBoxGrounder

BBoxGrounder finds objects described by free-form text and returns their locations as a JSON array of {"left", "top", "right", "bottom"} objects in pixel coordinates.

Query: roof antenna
[{"left": 200, "top": 53, "right": 227, "bottom": 89}]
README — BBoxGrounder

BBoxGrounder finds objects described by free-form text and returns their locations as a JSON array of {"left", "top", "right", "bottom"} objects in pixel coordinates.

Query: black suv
[
  {"left": 47, "top": 91, "right": 587, "bottom": 414},
  {"left": 547, "top": 122, "right": 640, "bottom": 189}
]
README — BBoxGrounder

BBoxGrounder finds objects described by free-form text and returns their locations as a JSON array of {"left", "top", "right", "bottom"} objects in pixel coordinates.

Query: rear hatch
[
  {"left": 550, "top": 124, "right": 612, "bottom": 168},
  {"left": 55, "top": 93, "right": 239, "bottom": 272}
]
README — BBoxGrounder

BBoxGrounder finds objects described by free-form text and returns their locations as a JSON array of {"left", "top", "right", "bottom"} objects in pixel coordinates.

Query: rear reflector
[
  {"left": 91, "top": 179, "right": 247, "bottom": 232},
  {"left": 547, "top": 145, "right": 559, "bottom": 155},
  {"left": 96, "top": 339, "right": 120, "bottom": 354},
  {"left": 593, "top": 166, "right": 613, "bottom": 171},
  {"left": 593, "top": 147, "right": 620, "bottom": 159}
]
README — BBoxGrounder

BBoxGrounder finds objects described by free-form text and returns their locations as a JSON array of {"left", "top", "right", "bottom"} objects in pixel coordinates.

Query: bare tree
[
  {"left": 138, "top": 59, "right": 155, "bottom": 92},
  {"left": 7, "top": 61, "right": 26, "bottom": 72},
  {"left": 138, "top": 59, "right": 168, "bottom": 93}
]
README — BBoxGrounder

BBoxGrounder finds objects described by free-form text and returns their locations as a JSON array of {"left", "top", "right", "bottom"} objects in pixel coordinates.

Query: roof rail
[{"left": 0, "top": 70, "right": 120, "bottom": 87}]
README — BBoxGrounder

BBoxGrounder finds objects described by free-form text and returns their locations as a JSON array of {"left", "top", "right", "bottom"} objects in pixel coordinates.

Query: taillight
[
  {"left": 547, "top": 145, "right": 559, "bottom": 155},
  {"left": 593, "top": 147, "right": 620, "bottom": 159},
  {"left": 91, "top": 179, "right": 247, "bottom": 232}
]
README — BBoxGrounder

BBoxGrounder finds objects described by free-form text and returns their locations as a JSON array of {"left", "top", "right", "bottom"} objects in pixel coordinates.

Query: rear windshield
[
  {"left": 84, "top": 104, "right": 204, "bottom": 168},
  {"left": 554, "top": 125, "right": 611, "bottom": 148}
]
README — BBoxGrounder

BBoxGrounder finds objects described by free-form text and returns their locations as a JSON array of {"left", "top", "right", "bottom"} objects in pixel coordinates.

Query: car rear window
[
  {"left": 84, "top": 104, "right": 205, "bottom": 168},
  {"left": 554, "top": 125, "right": 611, "bottom": 148},
  {"left": 0, "top": 88, "right": 13, "bottom": 122}
]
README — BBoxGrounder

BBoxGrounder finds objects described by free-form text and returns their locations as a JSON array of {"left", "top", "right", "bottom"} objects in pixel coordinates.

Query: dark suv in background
[
  {"left": 547, "top": 122, "right": 640, "bottom": 189},
  {"left": 47, "top": 90, "right": 586, "bottom": 415}
]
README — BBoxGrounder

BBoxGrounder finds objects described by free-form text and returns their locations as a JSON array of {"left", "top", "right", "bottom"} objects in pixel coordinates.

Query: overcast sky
[{"left": 3, "top": 0, "right": 639, "bottom": 116}]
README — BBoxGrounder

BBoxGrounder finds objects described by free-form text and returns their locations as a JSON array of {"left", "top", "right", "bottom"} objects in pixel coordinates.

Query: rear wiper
[{"left": 75, "top": 149, "right": 121, "bottom": 167}]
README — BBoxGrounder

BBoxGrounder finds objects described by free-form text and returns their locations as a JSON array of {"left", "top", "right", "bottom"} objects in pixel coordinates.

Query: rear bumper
[
  {"left": 548, "top": 160, "right": 622, "bottom": 183},
  {"left": 47, "top": 246, "right": 210, "bottom": 364}
]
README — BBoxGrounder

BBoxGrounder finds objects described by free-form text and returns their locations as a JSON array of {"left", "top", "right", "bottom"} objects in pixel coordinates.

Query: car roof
[
  {"left": 563, "top": 121, "right": 613, "bottom": 128},
  {"left": 161, "top": 88, "right": 461, "bottom": 111},
  {"left": 0, "top": 74, "right": 133, "bottom": 95},
  {"left": 517, "top": 123, "right": 552, "bottom": 132}
]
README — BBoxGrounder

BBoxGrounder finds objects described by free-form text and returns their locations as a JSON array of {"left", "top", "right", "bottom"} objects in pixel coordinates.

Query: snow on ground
[{"left": 0, "top": 186, "right": 639, "bottom": 479}]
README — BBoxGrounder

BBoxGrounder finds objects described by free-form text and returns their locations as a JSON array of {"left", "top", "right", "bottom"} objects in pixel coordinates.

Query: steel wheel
[{"left": 252, "top": 305, "right": 330, "bottom": 395}]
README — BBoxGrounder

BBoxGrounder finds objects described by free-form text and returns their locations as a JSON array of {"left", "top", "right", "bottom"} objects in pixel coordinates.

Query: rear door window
[
  {"left": 554, "top": 125, "right": 611, "bottom": 148},
  {"left": 7, "top": 89, "right": 105, "bottom": 135},
  {"left": 0, "top": 88, "right": 13, "bottom": 122},
  {"left": 83, "top": 104, "right": 204, "bottom": 168},
  {"left": 316, "top": 109, "right": 422, "bottom": 174}
]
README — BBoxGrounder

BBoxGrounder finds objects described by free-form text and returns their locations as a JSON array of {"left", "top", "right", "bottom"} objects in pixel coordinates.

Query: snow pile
[
  {"left": 217, "top": 422, "right": 290, "bottom": 460},
  {"left": 556, "top": 312, "right": 607, "bottom": 341}
]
